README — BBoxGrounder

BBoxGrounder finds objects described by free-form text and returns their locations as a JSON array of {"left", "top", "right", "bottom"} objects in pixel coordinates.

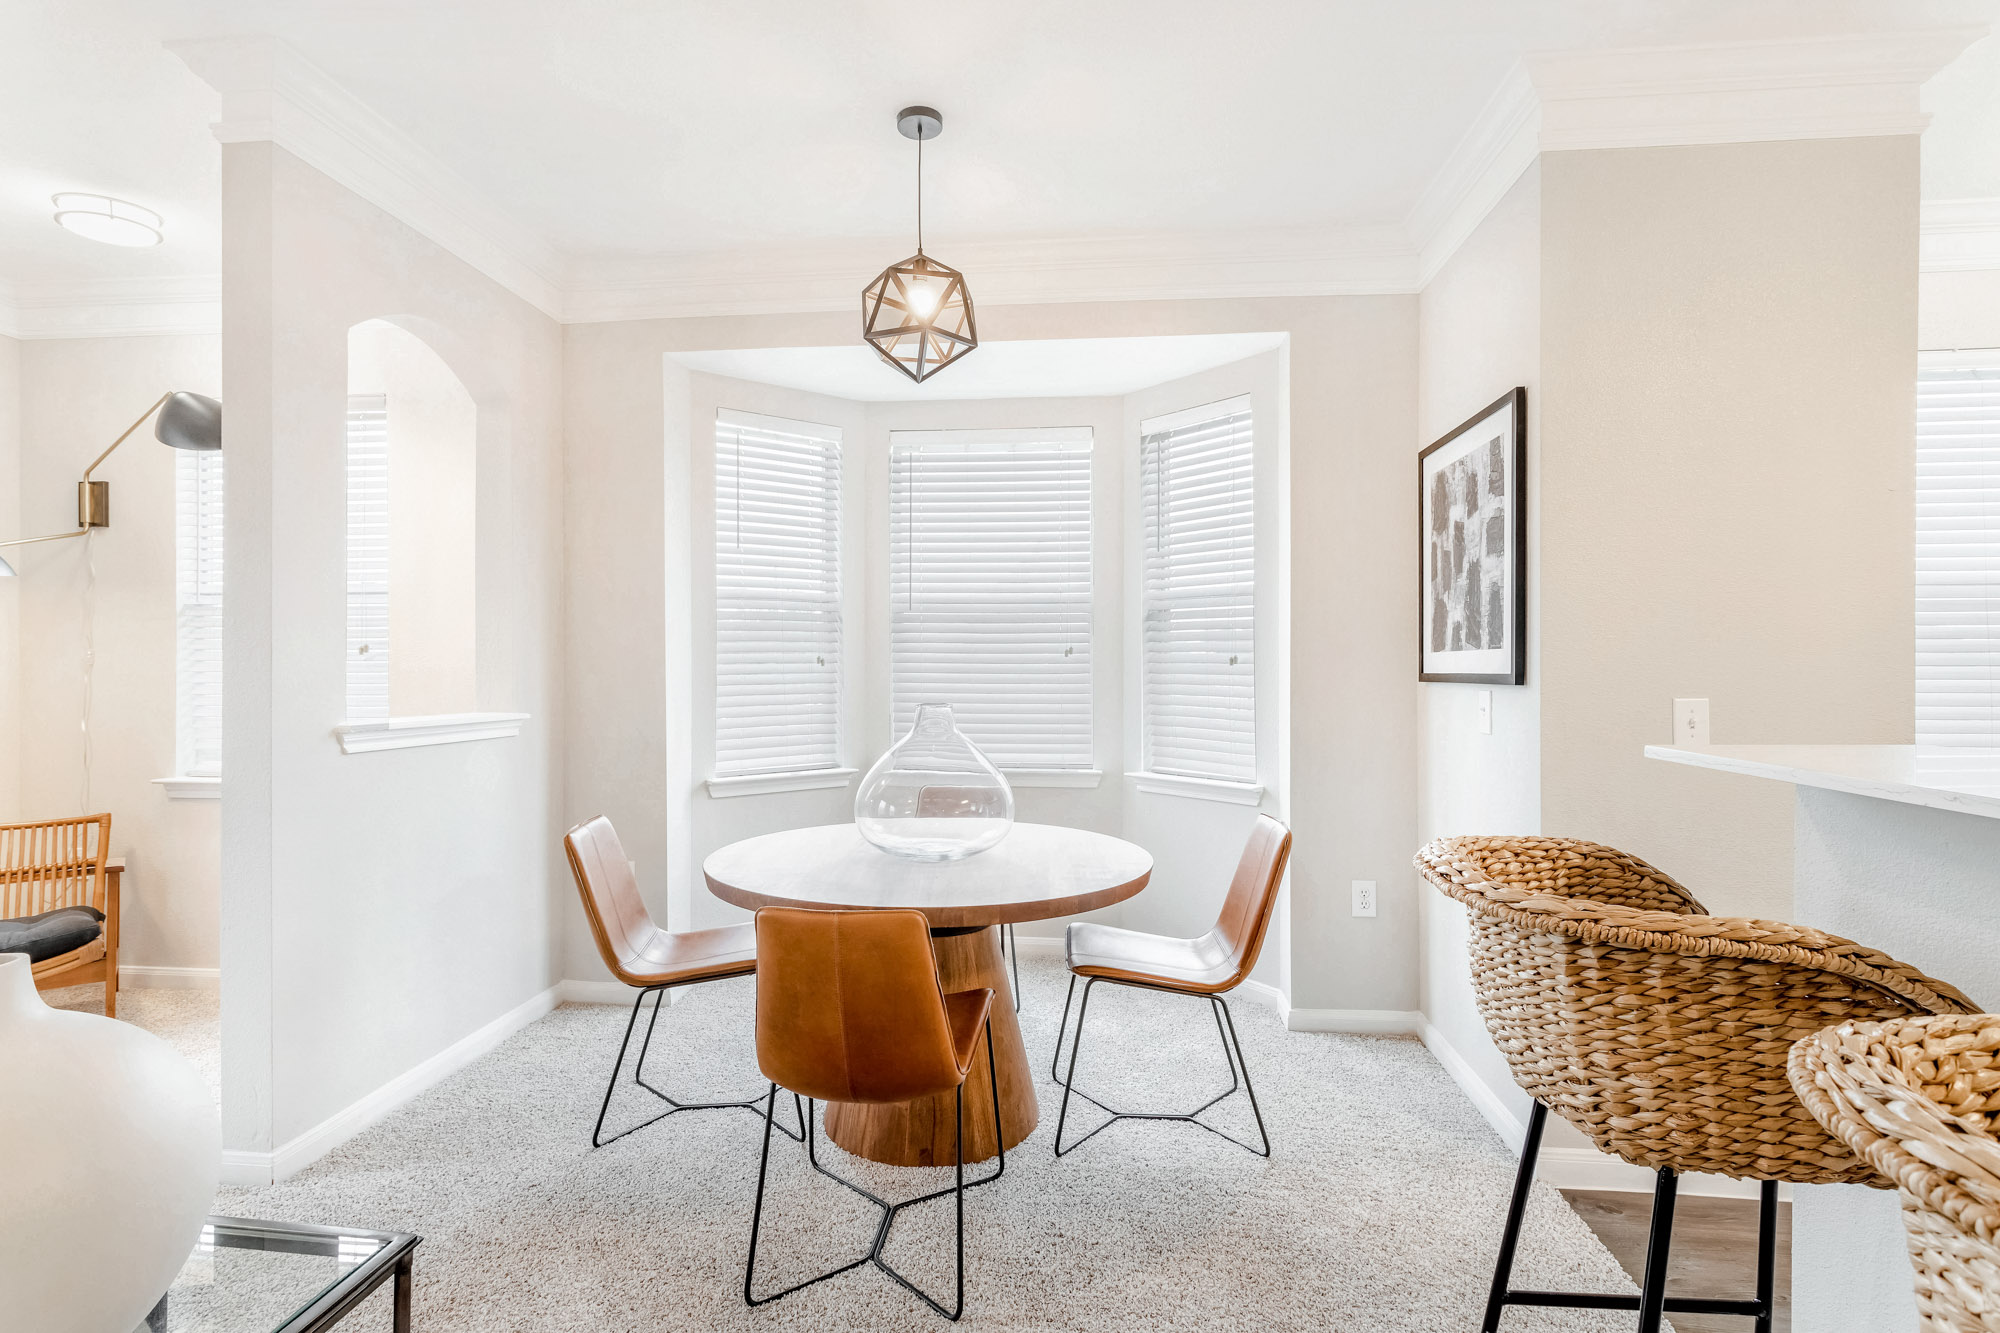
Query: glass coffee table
[{"left": 139, "top": 1216, "right": 420, "bottom": 1333}]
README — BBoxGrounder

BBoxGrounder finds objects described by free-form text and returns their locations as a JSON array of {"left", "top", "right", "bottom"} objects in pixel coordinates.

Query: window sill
[
  {"left": 1004, "top": 769, "right": 1102, "bottom": 789},
  {"left": 707, "top": 768, "right": 859, "bottom": 799},
  {"left": 333, "top": 712, "right": 530, "bottom": 755},
  {"left": 1127, "top": 771, "right": 1266, "bottom": 806},
  {"left": 153, "top": 775, "right": 221, "bottom": 800}
]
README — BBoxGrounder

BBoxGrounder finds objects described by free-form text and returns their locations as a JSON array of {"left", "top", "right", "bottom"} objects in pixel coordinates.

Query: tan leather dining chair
[
  {"left": 1050, "top": 813, "right": 1292, "bottom": 1157},
  {"left": 745, "top": 907, "right": 1003, "bottom": 1322},
  {"left": 566, "top": 816, "right": 798, "bottom": 1148}
]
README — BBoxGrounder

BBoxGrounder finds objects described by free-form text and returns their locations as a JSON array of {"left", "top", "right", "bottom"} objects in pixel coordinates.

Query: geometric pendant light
[{"left": 862, "top": 106, "right": 978, "bottom": 383}]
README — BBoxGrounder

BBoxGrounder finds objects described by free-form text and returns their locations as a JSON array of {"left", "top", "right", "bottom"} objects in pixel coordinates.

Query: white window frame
[
  {"left": 710, "top": 408, "right": 846, "bottom": 784},
  {"left": 888, "top": 426, "right": 1096, "bottom": 773},
  {"left": 1918, "top": 350, "right": 2000, "bottom": 745},
  {"left": 164, "top": 447, "right": 224, "bottom": 795},
  {"left": 1133, "top": 394, "right": 1259, "bottom": 793}
]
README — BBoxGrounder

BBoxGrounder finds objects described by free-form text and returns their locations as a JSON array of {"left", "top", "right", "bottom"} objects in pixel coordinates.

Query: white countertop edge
[{"left": 1645, "top": 744, "right": 2000, "bottom": 821}]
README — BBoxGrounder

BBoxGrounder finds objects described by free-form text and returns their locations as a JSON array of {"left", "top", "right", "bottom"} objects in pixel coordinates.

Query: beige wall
[
  {"left": 14, "top": 334, "right": 223, "bottom": 974},
  {"left": 564, "top": 297, "right": 1418, "bottom": 1013},
  {"left": 222, "top": 142, "right": 564, "bottom": 1156},
  {"left": 1539, "top": 135, "right": 1919, "bottom": 924},
  {"left": 1416, "top": 165, "right": 1542, "bottom": 1126},
  {"left": 0, "top": 334, "right": 18, "bottom": 825}
]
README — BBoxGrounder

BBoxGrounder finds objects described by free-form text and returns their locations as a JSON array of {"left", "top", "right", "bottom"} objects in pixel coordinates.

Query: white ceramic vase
[{"left": 0, "top": 952, "right": 219, "bottom": 1333}]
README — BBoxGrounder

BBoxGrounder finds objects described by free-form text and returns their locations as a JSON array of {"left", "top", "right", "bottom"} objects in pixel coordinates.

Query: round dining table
[{"left": 703, "top": 821, "right": 1152, "bottom": 1167}]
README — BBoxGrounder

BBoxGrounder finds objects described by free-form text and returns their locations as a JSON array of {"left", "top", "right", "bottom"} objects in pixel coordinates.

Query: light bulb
[{"left": 905, "top": 276, "right": 938, "bottom": 319}]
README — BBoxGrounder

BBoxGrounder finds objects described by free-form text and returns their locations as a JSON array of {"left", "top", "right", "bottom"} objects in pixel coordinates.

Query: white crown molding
[
  {"left": 1, "top": 273, "right": 220, "bottom": 339},
  {"left": 1404, "top": 28, "right": 1985, "bottom": 288},
  {"left": 1923, "top": 197, "right": 2000, "bottom": 272},
  {"left": 562, "top": 223, "right": 1419, "bottom": 323},
  {"left": 1526, "top": 29, "right": 1983, "bottom": 152},
  {"left": 166, "top": 35, "right": 564, "bottom": 320}
]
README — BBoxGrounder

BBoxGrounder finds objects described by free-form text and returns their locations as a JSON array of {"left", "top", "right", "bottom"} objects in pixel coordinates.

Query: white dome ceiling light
[{"left": 52, "top": 193, "right": 163, "bottom": 247}]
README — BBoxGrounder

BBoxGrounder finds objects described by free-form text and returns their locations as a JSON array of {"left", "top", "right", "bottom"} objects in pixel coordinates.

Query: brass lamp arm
[
  {"left": 0, "top": 529, "right": 88, "bottom": 551},
  {"left": 82, "top": 391, "right": 173, "bottom": 482}
]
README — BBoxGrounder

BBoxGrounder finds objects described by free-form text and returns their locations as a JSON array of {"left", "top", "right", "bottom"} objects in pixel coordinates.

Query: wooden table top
[{"left": 702, "top": 822, "right": 1152, "bottom": 929}]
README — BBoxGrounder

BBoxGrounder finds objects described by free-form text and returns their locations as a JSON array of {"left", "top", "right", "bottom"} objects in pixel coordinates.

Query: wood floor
[{"left": 1561, "top": 1190, "right": 1790, "bottom": 1333}]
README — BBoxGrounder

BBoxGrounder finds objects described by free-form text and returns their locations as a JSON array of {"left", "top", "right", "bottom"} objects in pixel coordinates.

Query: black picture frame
[{"left": 1418, "top": 387, "right": 1526, "bottom": 685}]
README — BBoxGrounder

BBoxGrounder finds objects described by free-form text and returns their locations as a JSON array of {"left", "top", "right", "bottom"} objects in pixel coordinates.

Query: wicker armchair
[
  {"left": 1792, "top": 1015, "right": 2000, "bottom": 1332},
  {"left": 1, "top": 815, "right": 122, "bottom": 1017},
  {"left": 1415, "top": 834, "right": 1978, "bottom": 1333}
]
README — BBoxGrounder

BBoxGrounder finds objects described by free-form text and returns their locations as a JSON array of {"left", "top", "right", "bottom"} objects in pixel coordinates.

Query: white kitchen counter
[
  {"left": 1645, "top": 743, "right": 2000, "bottom": 819},
  {"left": 1646, "top": 741, "right": 2000, "bottom": 1333}
]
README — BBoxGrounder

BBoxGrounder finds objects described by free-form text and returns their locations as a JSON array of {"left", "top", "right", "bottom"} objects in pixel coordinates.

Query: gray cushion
[{"left": 0, "top": 906, "right": 104, "bottom": 964}]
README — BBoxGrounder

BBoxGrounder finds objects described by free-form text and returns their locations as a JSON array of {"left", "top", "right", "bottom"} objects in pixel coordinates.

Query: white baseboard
[
  {"left": 1418, "top": 1020, "right": 1781, "bottom": 1201},
  {"left": 1008, "top": 933, "right": 1065, "bottom": 957},
  {"left": 120, "top": 965, "right": 221, "bottom": 991},
  {"left": 556, "top": 978, "right": 637, "bottom": 1005},
  {"left": 220, "top": 983, "right": 559, "bottom": 1188},
  {"left": 1285, "top": 1006, "right": 1424, "bottom": 1035}
]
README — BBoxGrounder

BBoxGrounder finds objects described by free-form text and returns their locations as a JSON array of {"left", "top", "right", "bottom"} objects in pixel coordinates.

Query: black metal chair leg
[
  {"left": 593, "top": 983, "right": 802, "bottom": 1148},
  {"left": 1213, "top": 996, "right": 1270, "bottom": 1157},
  {"left": 1754, "top": 1178, "right": 1778, "bottom": 1333},
  {"left": 1635, "top": 1167, "right": 1679, "bottom": 1333},
  {"left": 747, "top": 1020, "right": 1004, "bottom": 1320},
  {"left": 1482, "top": 1100, "right": 1548, "bottom": 1332},
  {"left": 1050, "top": 973, "right": 1078, "bottom": 1083},
  {"left": 1052, "top": 978, "right": 1098, "bottom": 1156}
]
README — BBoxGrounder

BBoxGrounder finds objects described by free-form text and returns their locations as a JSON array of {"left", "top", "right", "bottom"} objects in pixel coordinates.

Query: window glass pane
[
  {"left": 889, "top": 428, "right": 1093, "bottom": 770},
  {"left": 1141, "top": 398, "right": 1255, "bottom": 782},
  {"left": 714, "top": 410, "right": 843, "bottom": 777}
]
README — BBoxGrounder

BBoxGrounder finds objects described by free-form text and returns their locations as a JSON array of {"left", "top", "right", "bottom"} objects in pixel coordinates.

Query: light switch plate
[{"left": 1673, "top": 698, "right": 1710, "bottom": 747}]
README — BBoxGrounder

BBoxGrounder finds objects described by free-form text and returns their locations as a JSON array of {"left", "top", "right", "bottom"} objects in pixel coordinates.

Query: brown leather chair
[
  {"left": 1050, "top": 813, "right": 1292, "bottom": 1157},
  {"left": 566, "top": 815, "right": 798, "bottom": 1148},
  {"left": 745, "top": 907, "right": 1003, "bottom": 1322}
]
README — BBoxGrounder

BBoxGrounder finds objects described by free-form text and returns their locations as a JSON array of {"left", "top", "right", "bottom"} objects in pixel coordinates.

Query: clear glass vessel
[{"left": 855, "top": 703, "right": 1015, "bottom": 861}]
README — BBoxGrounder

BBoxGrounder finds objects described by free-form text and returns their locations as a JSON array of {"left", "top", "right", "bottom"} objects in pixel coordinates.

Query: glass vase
[{"left": 855, "top": 703, "right": 1014, "bottom": 861}]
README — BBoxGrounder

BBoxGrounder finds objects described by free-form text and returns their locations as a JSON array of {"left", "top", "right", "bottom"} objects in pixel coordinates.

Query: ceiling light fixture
[
  {"left": 862, "top": 106, "right": 977, "bottom": 383},
  {"left": 52, "top": 193, "right": 163, "bottom": 247}
]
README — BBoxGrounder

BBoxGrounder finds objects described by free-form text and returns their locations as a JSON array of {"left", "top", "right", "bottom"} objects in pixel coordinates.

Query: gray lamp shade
[{"left": 155, "top": 391, "right": 221, "bottom": 451}]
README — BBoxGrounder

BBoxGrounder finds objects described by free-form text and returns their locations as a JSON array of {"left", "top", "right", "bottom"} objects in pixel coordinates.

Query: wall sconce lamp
[{"left": 0, "top": 390, "right": 222, "bottom": 576}]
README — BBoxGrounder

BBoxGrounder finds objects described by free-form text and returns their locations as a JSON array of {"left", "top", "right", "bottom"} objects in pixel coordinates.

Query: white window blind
[
  {"left": 1918, "top": 358, "right": 2000, "bottom": 744},
  {"left": 1141, "top": 396, "right": 1256, "bottom": 783},
  {"left": 714, "top": 410, "right": 843, "bottom": 777},
  {"left": 889, "top": 427, "right": 1093, "bottom": 770},
  {"left": 174, "top": 449, "right": 225, "bottom": 777},
  {"left": 345, "top": 394, "right": 390, "bottom": 722}
]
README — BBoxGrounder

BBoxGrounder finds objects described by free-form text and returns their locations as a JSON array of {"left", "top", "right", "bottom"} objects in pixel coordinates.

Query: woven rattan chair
[
  {"left": 1415, "top": 834, "right": 1979, "bottom": 1333},
  {"left": 1792, "top": 1014, "right": 2000, "bottom": 1331},
  {"left": 1, "top": 815, "right": 121, "bottom": 1018}
]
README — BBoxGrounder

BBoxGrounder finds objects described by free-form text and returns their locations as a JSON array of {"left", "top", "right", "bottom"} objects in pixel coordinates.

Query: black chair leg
[
  {"left": 1636, "top": 1167, "right": 1679, "bottom": 1333},
  {"left": 593, "top": 983, "right": 801, "bottom": 1148},
  {"left": 746, "top": 1021, "right": 1004, "bottom": 1320},
  {"left": 1050, "top": 973, "right": 1078, "bottom": 1082},
  {"left": 1054, "top": 977, "right": 1265, "bottom": 1157},
  {"left": 1754, "top": 1178, "right": 1778, "bottom": 1333},
  {"left": 1482, "top": 1100, "right": 1548, "bottom": 1332}
]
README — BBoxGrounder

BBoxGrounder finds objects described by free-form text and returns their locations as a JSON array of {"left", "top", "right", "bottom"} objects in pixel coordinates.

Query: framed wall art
[{"left": 1419, "top": 387, "right": 1525, "bottom": 685}]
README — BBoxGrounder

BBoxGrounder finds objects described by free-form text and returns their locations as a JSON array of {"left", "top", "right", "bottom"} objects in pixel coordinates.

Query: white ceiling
[
  {"left": 674, "top": 333, "right": 1286, "bottom": 402},
  {"left": 0, "top": 0, "right": 1996, "bottom": 299}
]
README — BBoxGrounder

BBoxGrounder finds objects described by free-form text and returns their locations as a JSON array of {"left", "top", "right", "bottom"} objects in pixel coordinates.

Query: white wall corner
[
  {"left": 165, "top": 34, "right": 565, "bottom": 320},
  {"left": 1923, "top": 197, "right": 2000, "bottom": 273}
]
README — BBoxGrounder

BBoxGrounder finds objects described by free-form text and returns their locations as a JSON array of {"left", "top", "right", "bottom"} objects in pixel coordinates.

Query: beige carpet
[{"left": 85, "top": 953, "right": 1653, "bottom": 1331}]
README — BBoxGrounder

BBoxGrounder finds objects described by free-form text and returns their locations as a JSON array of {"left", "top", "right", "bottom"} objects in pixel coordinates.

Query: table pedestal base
[{"left": 824, "top": 925, "right": 1038, "bottom": 1165}]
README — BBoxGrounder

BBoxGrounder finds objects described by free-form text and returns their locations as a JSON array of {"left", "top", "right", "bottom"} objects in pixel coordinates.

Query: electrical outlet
[
  {"left": 1351, "top": 879, "right": 1377, "bottom": 918},
  {"left": 1477, "top": 690, "right": 1492, "bottom": 735},
  {"left": 1673, "top": 698, "right": 1710, "bottom": 747}
]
